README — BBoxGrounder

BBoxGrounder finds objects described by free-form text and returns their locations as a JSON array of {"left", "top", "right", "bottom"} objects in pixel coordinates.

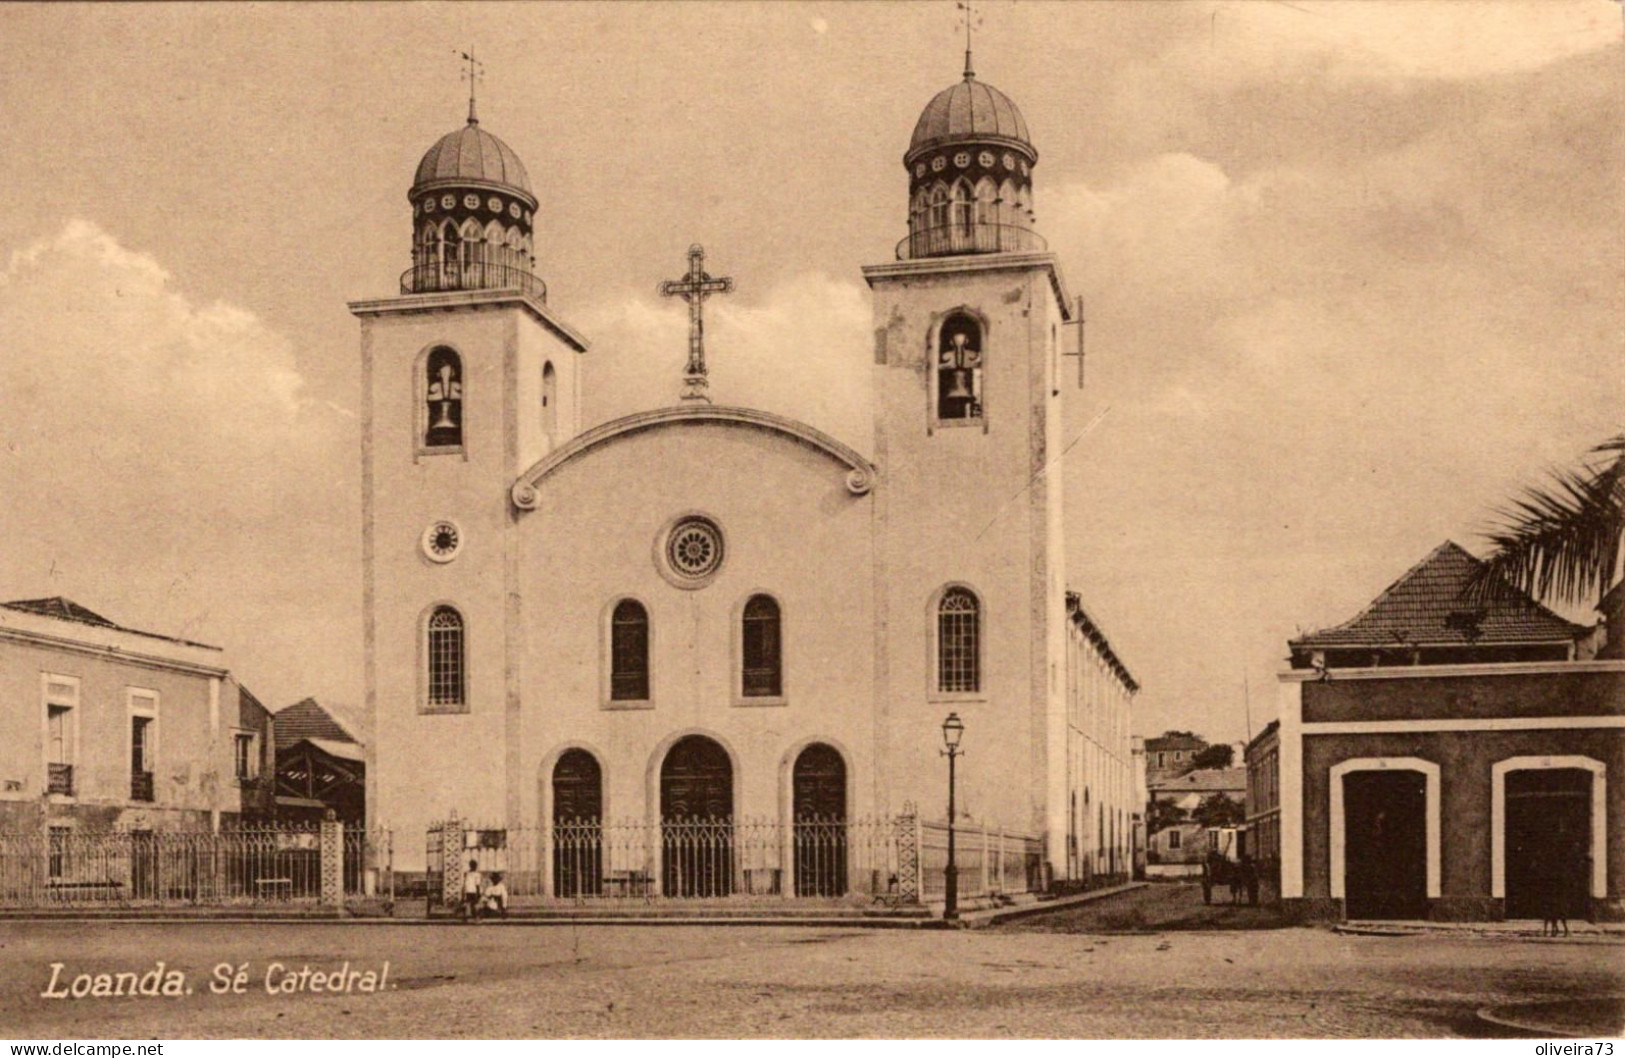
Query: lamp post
[{"left": 941, "top": 712, "right": 965, "bottom": 921}]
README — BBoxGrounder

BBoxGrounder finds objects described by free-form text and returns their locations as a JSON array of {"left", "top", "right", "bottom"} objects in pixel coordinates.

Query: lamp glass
[{"left": 942, "top": 712, "right": 965, "bottom": 750}]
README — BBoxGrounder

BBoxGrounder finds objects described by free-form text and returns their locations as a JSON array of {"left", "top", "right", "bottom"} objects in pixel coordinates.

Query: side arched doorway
[
  {"left": 1505, "top": 768, "right": 1592, "bottom": 920},
  {"left": 660, "top": 736, "right": 734, "bottom": 897},
  {"left": 552, "top": 749, "right": 602, "bottom": 897},
  {"left": 792, "top": 744, "right": 847, "bottom": 896}
]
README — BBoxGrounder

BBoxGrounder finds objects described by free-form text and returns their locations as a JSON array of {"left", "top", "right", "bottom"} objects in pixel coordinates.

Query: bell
[{"left": 944, "top": 369, "right": 975, "bottom": 400}]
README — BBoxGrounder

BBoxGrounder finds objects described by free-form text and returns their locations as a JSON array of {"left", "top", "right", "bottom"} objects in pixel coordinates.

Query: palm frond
[{"left": 1468, "top": 433, "right": 1625, "bottom": 609}]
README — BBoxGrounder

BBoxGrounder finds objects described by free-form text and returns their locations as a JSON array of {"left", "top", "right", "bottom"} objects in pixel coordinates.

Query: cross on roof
[{"left": 658, "top": 244, "right": 733, "bottom": 403}]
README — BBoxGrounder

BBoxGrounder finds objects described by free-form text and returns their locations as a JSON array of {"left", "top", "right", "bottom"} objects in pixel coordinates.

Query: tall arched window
[
  {"left": 440, "top": 222, "right": 460, "bottom": 283},
  {"left": 541, "top": 361, "right": 557, "bottom": 445},
  {"left": 936, "top": 313, "right": 984, "bottom": 422},
  {"left": 426, "top": 606, "right": 466, "bottom": 712},
  {"left": 610, "top": 599, "right": 650, "bottom": 702},
  {"left": 928, "top": 184, "right": 949, "bottom": 236},
  {"left": 741, "top": 594, "right": 782, "bottom": 698},
  {"left": 951, "top": 180, "right": 974, "bottom": 242},
  {"left": 937, "top": 587, "right": 981, "bottom": 694},
  {"left": 424, "top": 346, "right": 464, "bottom": 448}
]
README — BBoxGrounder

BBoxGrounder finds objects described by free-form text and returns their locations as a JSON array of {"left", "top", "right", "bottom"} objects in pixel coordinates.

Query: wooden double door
[
  {"left": 1343, "top": 770, "right": 1428, "bottom": 920},
  {"left": 1505, "top": 768, "right": 1592, "bottom": 920}
]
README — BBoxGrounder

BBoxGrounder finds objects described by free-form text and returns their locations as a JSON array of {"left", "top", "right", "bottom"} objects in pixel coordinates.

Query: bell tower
[
  {"left": 351, "top": 96, "right": 589, "bottom": 836},
  {"left": 864, "top": 53, "right": 1076, "bottom": 869}
]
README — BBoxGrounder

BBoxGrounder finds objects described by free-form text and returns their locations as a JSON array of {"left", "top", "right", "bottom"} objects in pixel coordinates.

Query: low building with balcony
[{"left": 0, "top": 597, "right": 272, "bottom": 839}]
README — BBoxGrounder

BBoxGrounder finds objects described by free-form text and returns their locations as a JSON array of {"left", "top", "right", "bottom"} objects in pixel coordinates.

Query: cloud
[
  {"left": 1197, "top": 0, "right": 1619, "bottom": 83},
  {"left": 0, "top": 220, "right": 356, "bottom": 706},
  {"left": 578, "top": 272, "right": 875, "bottom": 452}
]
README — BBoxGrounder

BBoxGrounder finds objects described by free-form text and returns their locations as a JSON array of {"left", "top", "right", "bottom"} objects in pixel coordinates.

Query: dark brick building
[{"left": 1271, "top": 543, "right": 1623, "bottom": 921}]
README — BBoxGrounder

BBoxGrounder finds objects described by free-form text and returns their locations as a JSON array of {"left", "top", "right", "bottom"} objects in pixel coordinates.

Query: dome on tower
[
  {"left": 907, "top": 73, "right": 1033, "bottom": 162},
  {"left": 412, "top": 118, "right": 534, "bottom": 201},
  {"left": 896, "top": 59, "right": 1044, "bottom": 261}
]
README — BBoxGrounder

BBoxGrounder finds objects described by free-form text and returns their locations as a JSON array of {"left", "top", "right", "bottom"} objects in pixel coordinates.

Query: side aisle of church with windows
[{"left": 352, "top": 49, "right": 1141, "bottom": 903}]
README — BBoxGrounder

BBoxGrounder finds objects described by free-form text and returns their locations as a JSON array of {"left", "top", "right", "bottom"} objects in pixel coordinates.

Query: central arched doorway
[
  {"left": 552, "top": 749, "right": 602, "bottom": 897},
  {"left": 792, "top": 743, "right": 847, "bottom": 896},
  {"left": 1505, "top": 767, "right": 1592, "bottom": 920},
  {"left": 660, "top": 736, "right": 734, "bottom": 897},
  {"left": 1343, "top": 770, "right": 1428, "bottom": 919}
]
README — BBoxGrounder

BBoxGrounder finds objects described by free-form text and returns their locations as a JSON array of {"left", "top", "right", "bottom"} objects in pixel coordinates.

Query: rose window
[{"left": 666, "top": 518, "right": 724, "bottom": 580}]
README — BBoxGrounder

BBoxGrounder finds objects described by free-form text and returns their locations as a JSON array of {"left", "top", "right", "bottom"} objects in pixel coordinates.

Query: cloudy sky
[{"left": 1, "top": 2, "right": 1619, "bottom": 743}]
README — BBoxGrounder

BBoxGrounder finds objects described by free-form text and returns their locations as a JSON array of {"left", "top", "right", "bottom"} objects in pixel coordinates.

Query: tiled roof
[
  {"left": 1149, "top": 767, "right": 1245, "bottom": 794},
  {"left": 1, "top": 596, "right": 219, "bottom": 650},
  {"left": 274, "top": 697, "right": 357, "bottom": 750},
  {"left": 1291, "top": 541, "right": 1587, "bottom": 650}
]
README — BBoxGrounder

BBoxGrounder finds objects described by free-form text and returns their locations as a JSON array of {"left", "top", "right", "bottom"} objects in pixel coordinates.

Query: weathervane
[
  {"left": 658, "top": 245, "right": 734, "bottom": 403},
  {"left": 956, "top": 1, "right": 982, "bottom": 78},
  {"left": 458, "top": 47, "right": 485, "bottom": 124}
]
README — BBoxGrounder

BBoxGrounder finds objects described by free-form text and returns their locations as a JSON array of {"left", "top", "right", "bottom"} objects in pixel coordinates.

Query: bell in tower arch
[{"left": 937, "top": 314, "right": 983, "bottom": 421}]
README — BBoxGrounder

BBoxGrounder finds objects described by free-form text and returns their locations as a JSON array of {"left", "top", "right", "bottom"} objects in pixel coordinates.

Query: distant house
[
  {"left": 273, "top": 698, "right": 364, "bottom": 825},
  {"left": 1144, "top": 732, "right": 1210, "bottom": 784},
  {"left": 1149, "top": 767, "right": 1246, "bottom": 815},
  {"left": 1272, "top": 541, "right": 1623, "bottom": 921},
  {"left": 0, "top": 597, "right": 273, "bottom": 835},
  {"left": 1244, "top": 720, "right": 1281, "bottom": 902}
]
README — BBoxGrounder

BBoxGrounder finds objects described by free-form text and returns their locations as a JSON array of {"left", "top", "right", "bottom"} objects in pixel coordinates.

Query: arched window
[
  {"left": 424, "top": 346, "right": 464, "bottom": 448},
  {"left": 937, "top": 587, "right": 981, "bottom": 693},
  {"left": 741, "top": 594, "right": 782, "bottom": 698},
  {"left": 974, "top": 176, "right": 998, "bottom": 230},
  {"left": 426, "top": 606, "right": 466, "bottom": 711},
  {"left": 936, "top": 313, "right": 983, "bottom": 421},
  {"left": 541, "top": 361, "right": 557, "bottom": 445},
  {"left": 928, "top": 184, "right": 949, "bottom": 236},
  {"left": 952, "top": 180, "right": 974, "bottom": 241},
  {"left": 439, "top": 222, "right": 461, "bottom": 286},
  {"left": 610, "top": 599, "right": 650, "bottom": 701},
  {"left": 999, "top": 178, "right": 1018, "bottom": 226}
]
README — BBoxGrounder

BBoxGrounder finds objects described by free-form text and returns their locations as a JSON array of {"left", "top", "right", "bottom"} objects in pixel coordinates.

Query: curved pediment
[{"left": 511, "top": 405, "right": 876, "bottom": 510}]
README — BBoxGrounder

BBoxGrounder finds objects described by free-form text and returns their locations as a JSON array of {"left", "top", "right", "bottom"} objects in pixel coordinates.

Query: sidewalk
[{"left": 1337, "top": 918, "right": 1625, "bottom": 941}]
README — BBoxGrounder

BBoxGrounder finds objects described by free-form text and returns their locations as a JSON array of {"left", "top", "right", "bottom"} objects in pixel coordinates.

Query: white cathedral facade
[{"left": 353, "top": 57, "right": 1139, "bottom": 896}]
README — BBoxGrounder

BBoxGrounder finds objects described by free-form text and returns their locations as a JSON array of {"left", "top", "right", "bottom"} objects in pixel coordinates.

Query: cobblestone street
[{"left": 2, "top": 894, "right": 1619, "bottom": 1039}]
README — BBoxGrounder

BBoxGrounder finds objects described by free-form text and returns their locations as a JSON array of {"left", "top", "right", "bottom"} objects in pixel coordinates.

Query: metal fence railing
[
  {"left": 427, "top": 812, "right": 1044, "bottom": 909},
  {"left": 0, "top": 823, "right": 389, "bottom": 909}
]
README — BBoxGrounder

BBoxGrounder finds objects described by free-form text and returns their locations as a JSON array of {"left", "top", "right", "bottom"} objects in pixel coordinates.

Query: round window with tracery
[{"left": 667, "top": 518, "right": 723, "bottom": 579}]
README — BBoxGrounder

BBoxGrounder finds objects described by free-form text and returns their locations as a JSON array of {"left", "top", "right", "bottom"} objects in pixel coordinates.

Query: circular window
[
  {"left": 659, "top": 515, "right": 724, "bottom": 587},
  {"left": 953, "top": 151, "right": 970, "bottom": 169},
  {"left": 422, "top": 519, "right": 463, "bottom": 563}
]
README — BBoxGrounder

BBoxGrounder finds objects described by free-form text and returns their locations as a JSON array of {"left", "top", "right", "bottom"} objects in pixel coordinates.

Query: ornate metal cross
[{"left": 658, "top": 244, "right": 733, "bottom": 403}]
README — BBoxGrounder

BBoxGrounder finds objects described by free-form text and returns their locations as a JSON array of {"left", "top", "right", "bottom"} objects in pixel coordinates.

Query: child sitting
[{"left": 482, "top": 871, "right": 508, "bottom": 918}]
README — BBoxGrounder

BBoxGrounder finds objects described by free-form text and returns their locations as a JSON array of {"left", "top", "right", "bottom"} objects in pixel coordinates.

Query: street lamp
[{"left": 941, "top": 712, "right": 965, "bottom": 921}]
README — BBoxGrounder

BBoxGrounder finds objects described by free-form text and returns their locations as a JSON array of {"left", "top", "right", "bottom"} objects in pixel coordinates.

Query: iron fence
[
  {"left": 429, "top": 812, "right": 1043, "bottom": 908},
  {"left": 896, "top": 222, "right": 1047, "bottom": 260},
  {"left": 399, "top": 261, "right": 546, "bottom": 299},
  {"left": 0, "top": 823, "right": 389, "bottom": 908}
]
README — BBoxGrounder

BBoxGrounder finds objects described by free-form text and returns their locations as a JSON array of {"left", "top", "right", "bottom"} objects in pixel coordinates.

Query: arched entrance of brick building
[
  {"left": 1504, "top": 767, "right": 1592, "bottom": 920},
  {"left": 1342, "top": 770, "right": 1428, "bottom": 919}
]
